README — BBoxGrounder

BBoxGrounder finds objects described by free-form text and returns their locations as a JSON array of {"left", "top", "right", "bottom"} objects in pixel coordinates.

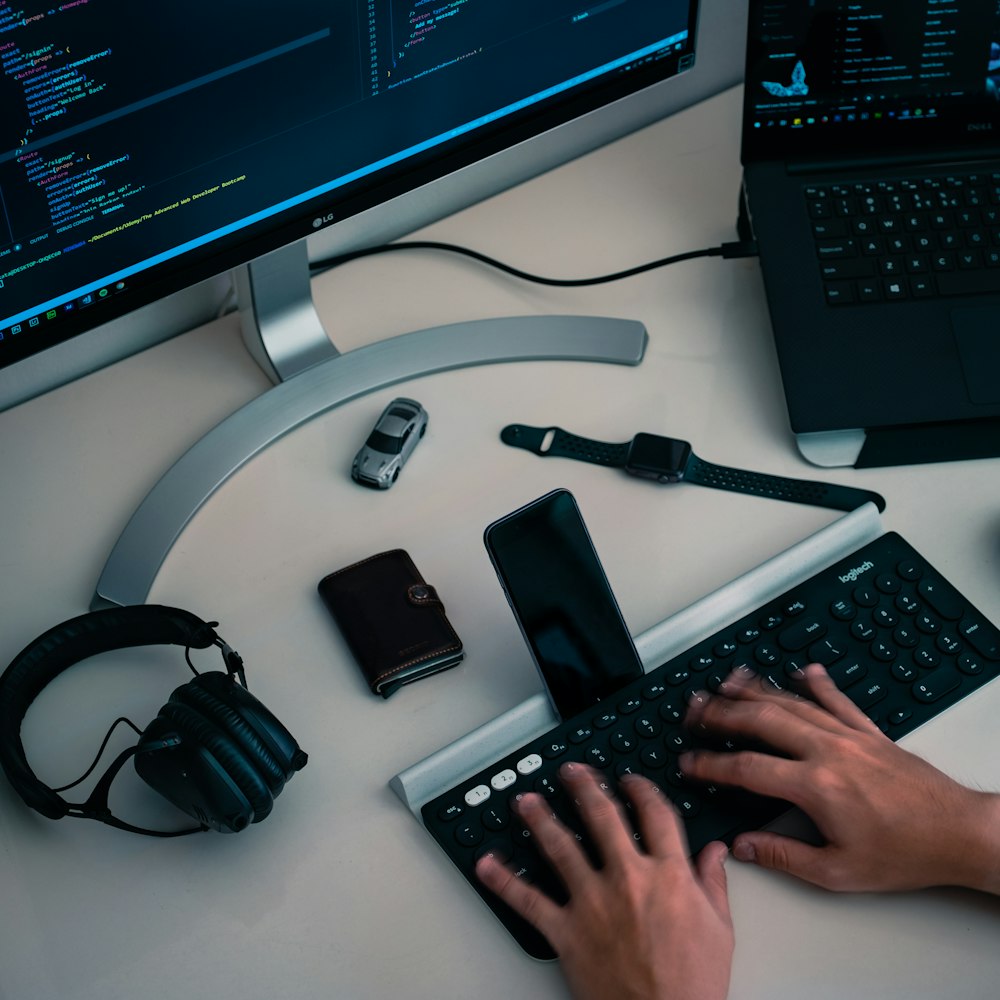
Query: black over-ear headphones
[{"left": 0, "top": 605, "right": 307, "bottom": 836}]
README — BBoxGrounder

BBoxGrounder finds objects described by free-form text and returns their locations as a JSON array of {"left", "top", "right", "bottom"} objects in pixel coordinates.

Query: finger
[
  {"left": 798, "top": 664, "right": 883, "bottom": 734},
  {"left": 731, "top": 831, "right": 842, "bottom": 890},
  {"left": 697, "top": 669, "right": 849, "bottom": 739},
  {"left": 475, "top": 852, "right": 563, "bottom": 936},
  {"left": 619, "top": 773, "right": 688, "bottom": 859},
  {"left": 694, "top": 841, "right": 731, "bottom": 917},
  {"left": 686, "top": 695, "right": 835, "bottom": 759},
  {"left": 559, "top": 763, "right": 637, "bottom": 864},
  {"left": 515, "top": 791, "right": 593, "bottom": 890},
  {"left": 679, "top": 747, "right": 807, "bottom": 803}
]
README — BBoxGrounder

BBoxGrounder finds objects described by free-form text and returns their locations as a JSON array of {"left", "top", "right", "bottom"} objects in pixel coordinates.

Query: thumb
[
  {"left": 732, "top": 832, "right": 836, "bottom": 888},
  {"left": 695, "top": 840, "right": 731, "bottom": 915}
]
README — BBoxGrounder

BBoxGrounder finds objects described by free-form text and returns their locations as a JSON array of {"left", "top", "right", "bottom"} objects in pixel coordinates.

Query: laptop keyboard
[
  {"left": 806, "top": 171, "right": 1000, "bottom": 305},
  {"left": 420, "top": 532, "right": 1000, "bottom": 959}
]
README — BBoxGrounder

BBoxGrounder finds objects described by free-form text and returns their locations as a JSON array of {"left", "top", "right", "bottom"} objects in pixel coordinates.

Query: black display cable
[{"left": 310, "top": 238, "right": 759, "bottom": 288}]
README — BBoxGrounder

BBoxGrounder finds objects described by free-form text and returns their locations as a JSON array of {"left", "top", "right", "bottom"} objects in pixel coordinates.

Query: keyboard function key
[
  {"left": 491, "top": 769, "right": 517, "bottom": 792},
  {"left": 464, "top": 784, "right": 491, "bottom": 808},
  {"left": 516, "top": 754, "right": 543, "bottom": 776}
]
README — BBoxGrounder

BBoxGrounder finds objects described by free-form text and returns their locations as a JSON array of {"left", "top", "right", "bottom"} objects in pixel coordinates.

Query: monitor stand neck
[
  {"left": 234, "top": 239, "right": 341, "bottom": 383},
  {"left": 92, "top": 238, "right": 648, "bottom": 609}
]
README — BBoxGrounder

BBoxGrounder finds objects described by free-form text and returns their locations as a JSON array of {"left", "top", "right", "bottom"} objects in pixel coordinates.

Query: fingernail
[
  {"left": 678, "top": 751, "right": 695, "bottom": 771},
  {"left": 733, "top": 840, "right": 756, "bottom": 862}
]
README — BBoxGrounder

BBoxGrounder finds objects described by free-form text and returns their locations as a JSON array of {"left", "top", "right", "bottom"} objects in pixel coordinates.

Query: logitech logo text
[{"left": 839, "top": 560, "right": 874, "bottom": 583}]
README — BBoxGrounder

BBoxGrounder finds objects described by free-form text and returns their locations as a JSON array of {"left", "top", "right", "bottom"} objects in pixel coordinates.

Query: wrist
[{"left": 947, "top": 791, "right": 1000, "bottom": 895}]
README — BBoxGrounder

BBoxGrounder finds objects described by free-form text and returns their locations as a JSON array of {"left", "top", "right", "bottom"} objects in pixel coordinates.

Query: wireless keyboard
[{"left": 420, "top": 532, "right": 1000, "bottom": 960}]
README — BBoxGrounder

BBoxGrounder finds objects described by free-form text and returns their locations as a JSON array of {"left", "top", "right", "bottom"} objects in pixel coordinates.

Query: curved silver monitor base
[{"left": 92, "top": 314, "right": 648, "bottom": 609}]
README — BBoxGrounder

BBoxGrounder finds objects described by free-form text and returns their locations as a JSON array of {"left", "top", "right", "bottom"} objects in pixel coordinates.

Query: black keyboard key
[
  {"left": 828, "top": 659, "right": 867, "bottom": 688},
  {"left": 917, "top": 579, "right": 964, "bottom": 621},
  {"left": 816, "top": 239, "right": 858, "bottom": 259},
  {"left": 778, "top": 618, "right": 827, "bottom": 651},
  {"left": 808, "top": 637, "right": 846, "bottom": 665},
  {"left": 912, "top": 667, "right": 962, "bottom": 703},
  {"left": 960, "top": 619, "right": 1000, "bottom": 660},
  {"left": 855, "top": 680, "right": 889, "bottom": 711}
]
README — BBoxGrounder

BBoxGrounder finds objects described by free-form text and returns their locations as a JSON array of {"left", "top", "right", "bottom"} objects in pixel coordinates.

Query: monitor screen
[{"left": 1, "top": 0, "right": 699, "bottom": 381}]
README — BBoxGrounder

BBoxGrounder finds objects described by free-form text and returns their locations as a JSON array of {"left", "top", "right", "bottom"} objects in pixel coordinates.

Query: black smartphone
[{"left": 484, "top": 488, "right": 645, "bottom": 720}]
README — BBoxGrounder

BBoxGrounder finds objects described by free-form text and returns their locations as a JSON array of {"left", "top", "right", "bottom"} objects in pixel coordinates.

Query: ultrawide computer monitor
[{"left": 1, "top": 0, "right": 745, "bottom": 409}]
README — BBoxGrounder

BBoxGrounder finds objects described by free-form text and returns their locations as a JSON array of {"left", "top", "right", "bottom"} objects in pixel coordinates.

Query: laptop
[{"left": 739, "top": 0, "right": 1000, "bottom": 468}]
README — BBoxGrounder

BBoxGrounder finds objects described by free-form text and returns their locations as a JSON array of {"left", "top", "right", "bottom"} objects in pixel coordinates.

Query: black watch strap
[
  {"left": 500, "top": 424, "right": 886, "bottom": 514},
  {"left": 500, "top": 424, "right": 630, "bottom": 466}
]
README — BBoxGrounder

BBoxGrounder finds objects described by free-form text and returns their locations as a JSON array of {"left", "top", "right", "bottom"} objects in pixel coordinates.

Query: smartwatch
[{"left": 500, "top": 424, "right": 886, "bottom": 514}]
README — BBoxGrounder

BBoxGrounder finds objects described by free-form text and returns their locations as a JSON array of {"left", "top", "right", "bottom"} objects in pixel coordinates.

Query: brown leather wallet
[{"left": 317, "top": 549, "right": 464, "bottom": 698}]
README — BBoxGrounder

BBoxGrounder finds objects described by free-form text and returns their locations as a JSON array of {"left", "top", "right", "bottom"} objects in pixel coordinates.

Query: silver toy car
[{"left": 351, "top": 397, "right": 428, "bottom": 489}]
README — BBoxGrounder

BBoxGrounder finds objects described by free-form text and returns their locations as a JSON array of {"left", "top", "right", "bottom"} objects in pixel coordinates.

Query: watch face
[{"left": 626, "top": 433, "right": 692, "bottom": 481}]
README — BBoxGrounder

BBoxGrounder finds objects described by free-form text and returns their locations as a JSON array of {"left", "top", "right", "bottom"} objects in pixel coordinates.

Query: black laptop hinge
[{"left": 787, "top": 149, "right": 1000, "bottom": 176}]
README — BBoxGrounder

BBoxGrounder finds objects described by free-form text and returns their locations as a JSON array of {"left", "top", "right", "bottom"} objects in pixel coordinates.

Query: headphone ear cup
[
  {"left": 175, "top": 673, "right": 299, "bottom": 792},
  {"left": 154, "top": 699, "right": 275, "bottom": 823}
]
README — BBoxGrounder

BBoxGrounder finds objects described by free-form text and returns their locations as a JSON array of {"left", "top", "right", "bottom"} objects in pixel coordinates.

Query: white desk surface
[{"left": 1, "top": 86, "right": 998, "bottom": 1000}]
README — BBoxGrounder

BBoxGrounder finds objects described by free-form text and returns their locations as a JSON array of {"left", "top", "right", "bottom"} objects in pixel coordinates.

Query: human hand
[
  {"left": 681, "top": 665, "right": 1000, "bottom": 894},
  {"left": 476, "top": 763, "right": 733, "bottom": 1000}
]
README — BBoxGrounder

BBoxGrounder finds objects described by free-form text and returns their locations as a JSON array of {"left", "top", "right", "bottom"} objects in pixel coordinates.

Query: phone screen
[{"left": 484, "top": 489, "right": 645, "bottom": 719}]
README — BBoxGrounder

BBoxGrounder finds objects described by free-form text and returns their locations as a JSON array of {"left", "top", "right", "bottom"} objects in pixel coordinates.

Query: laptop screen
[{"left": 742, "top": 0, "right": 1000, "bottom": 163}]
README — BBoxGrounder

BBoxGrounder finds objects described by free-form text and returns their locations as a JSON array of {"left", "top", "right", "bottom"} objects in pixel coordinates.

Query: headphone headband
[{"left": 0, "top": 607, "right": 227, "bottom": 821}]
